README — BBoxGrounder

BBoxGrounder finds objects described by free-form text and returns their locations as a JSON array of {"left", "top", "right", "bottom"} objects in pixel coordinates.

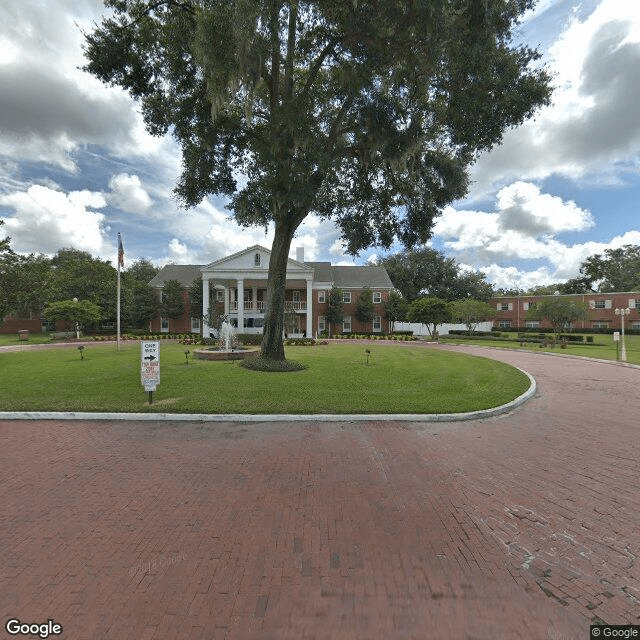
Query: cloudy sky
[{"left": 0, "top": 0, "right": 638, "bottom": 289}]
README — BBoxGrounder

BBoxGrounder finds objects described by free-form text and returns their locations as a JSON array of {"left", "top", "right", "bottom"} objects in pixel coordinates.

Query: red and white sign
[{"left": 141, "top": 341, "right": 160, "bottom": 391}]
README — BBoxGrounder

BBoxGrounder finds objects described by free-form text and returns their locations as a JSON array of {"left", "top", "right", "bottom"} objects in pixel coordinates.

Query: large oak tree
[{"left": 84, "top": 0, "right": 550, "bottom": 364}]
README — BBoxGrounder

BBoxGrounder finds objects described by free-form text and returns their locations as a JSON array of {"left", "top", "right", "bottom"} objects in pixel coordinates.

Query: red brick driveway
[{"left": 1, "top": 345, "right": 638, "bottom": 639}]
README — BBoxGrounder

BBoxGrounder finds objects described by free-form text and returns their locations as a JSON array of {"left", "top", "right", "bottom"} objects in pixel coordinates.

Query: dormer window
[{"left": 254, "top": 253, "right": 261, "bottom": 267}]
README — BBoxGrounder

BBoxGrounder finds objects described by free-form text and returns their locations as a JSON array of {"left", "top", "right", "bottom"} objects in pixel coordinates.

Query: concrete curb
[{"left": 0, "top": 368, "right": 536, "bottom": 423}]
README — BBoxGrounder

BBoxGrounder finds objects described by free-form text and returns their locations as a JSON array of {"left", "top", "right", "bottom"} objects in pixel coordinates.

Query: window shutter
[
  {"left": 604, "top": 300, "right": 612, "bottom": 309},
  {"left": 508, "top": 303, "right": 513, "bottom": 311},
  {"left": 523, "top": 302, "right": 529, "bottom": 310},
  {"left": 629, "top": 299, "right": 635, "bottom": 308},
  {"left": 497, "top": 303, "right": 501, "bottom": 310},
  {"left": 589, "top": 300, "right": 595, "bottom": 309}
]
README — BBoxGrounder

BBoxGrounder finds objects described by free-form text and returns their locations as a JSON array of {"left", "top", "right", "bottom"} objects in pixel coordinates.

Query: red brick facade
[{"left": 491, "top": 292, "right": 640, "bottom": 331}]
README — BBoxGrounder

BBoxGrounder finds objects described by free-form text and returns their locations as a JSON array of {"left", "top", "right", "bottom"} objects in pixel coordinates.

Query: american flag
[{"left": 117, "top": 233, "right": 124, "bottom": 268}]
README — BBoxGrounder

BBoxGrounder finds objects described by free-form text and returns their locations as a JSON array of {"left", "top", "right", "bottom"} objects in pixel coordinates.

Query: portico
[{"left": 201, "top": 245, "right": 314, "bottom": 337}]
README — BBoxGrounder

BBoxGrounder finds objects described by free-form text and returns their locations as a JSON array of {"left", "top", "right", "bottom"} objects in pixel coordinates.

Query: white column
[
  {"left": 306, "top": 277, "right": 313, "bottom": 338},
  {"left": 237, "top": 279, "right": 244, "bottom": 331},
  {"left": 202, "top": 277, "right": 210, "bottom": 336},
  {"left": 224, "top": 287, "right": 229, "bottom": 315},
  {"left": 252, "top": 286, "right": 258, "bottom": 313}
]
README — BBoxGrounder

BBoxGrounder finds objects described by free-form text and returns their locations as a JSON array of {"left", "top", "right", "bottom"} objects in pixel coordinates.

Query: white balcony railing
[{"left": 228, "top": 300, "right": 306, "bottom": 312}]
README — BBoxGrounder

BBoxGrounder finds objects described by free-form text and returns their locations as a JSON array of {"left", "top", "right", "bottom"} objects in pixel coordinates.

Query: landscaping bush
[
  {"left": 448, "top": 330, "right": 495, "bottom": 336},
  {"left": 234, "top": 333, "right": 263, "bottom": 345},
  {"left": 559, "top": 334, "right": 584, "bottom": 342}
]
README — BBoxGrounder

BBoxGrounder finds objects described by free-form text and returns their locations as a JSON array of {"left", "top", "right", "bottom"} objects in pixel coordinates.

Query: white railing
[
  {"left": 228, "top": 301, "right": 306, "bottom": 312},
  {"left": 285, "top": 301, "right": 307, "bottom": 311}
]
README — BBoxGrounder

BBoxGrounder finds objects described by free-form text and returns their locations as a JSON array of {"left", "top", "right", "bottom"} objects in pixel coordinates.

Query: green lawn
[
  {"left": 439, "top": 333, "right": 640, "bottom": 365},
  {"left": 0, "top": 341, "right": 530, "bottom": 414},
  {"left": 0, "top": 332, "right": 57, "bottom": 346}
]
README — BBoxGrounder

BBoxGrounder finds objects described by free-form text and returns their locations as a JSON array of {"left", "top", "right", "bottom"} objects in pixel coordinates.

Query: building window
[
  {"left": 525, "top": 321, "right": 540, "bottom": 328},
  {"left": 498, "top": 320, "right": 511, "bottom": 328},
  {"left": 293, "top": 290, "right": 301, "bottom": 302},
  {"left": 594, "top": 300, "right": 606, "bottom": 309},
  {"left": 500, "top": 302, "right": 510, "bottom": 311},
  {"left": 631, "top": 322, "right": 640, "bottom": 330},
  {"left": 161, "top": 317, "right": 169, "bottom": 332},
  {"left": 216, "top": 289, "right": 224, "bottom": 301},
  {"left": 343, "top": 316, "right": 352, "bottom": 332},
  {"left": 343, "top": 291, "right": 351, "bottom": 304},
  {"left": 318, "top": 290, "right": 326, "bottom": 303},
  {"left": 373, "top": 316, "right": 381, "bottom": 332},
  {"left": 373, "top": 291, "right": 382, "bottom": 303},
  {"left": 592, "top": 321, "right": 608, "bottom": 329},
  {"left": 634, "top": 300, "right": 640, "bottom": 309},
  {"left": 191, "top": 317, "right": 200, "bottom": 332},
  {"left": 318, "top": 316, "right": 326, "bottom": 332},
  {"left": 254, "top": 253, "right": 261, "bottom": 266}
]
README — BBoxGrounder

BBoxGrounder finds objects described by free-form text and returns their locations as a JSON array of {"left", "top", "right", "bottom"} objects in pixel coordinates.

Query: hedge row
[{"left": 331, "top": 334, "right": 418, "bottom": 341}]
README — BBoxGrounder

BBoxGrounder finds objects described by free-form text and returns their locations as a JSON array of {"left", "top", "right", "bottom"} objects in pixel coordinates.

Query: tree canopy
[
  {"left": 450, "top": 298, "right": 497, "bottom": 334},
  {"left": 324, "top": 286, "right": 344, "bottom": 335},
  {"left": 354, "top": 287, "right": 374, "bottom": 330},
  {"left": 43, "top": 299, "right": 103, "bottom": 331},
  {"left": 382, "top": 290, "right": 409, "bottom": 329},
  {"left": 579, "top": 245, "right": 640, "bottom": 293},
  {"left": 50, "top": 248, "right": 117, "bottom": 321},
  {"left": 526, "top": 297, "right": 588, "bottom": 335},
  {"left": 160, "top": 279, "right": 186, "bottom": 330},
  {"left": 378, "top": 247, "right": 493, "bottom": 302},
  {"left": 84, "top": 0, "right": 550, "bottom": 363},
  {"left": 407, "top": 297, "right": 451, "bottom": 339}
]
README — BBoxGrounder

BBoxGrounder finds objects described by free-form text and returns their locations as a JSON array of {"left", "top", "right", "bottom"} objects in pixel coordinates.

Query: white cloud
[
  {"left": 166, "top": 238, "right": 193, "bottom": 264},
  {"left": 107, "top": 173, "right": 152, "bottom": 215},
  {"left": 432, "top": 182, "right": 640, "bottom": 287},
  {"left": 468, "top": 0, "right": 640, "bottom": 198},
  {"left": 0, "top": 0, "right": 159, "bottom": 171},
  {"left": 0, "top": 184, "right": 110, "bottom": 256},
  {"left": 481, "top": 264, "right": 558, "bottom": 291},
  {"left": 496, "top": 182, "right": 593, "bottom": 235}
]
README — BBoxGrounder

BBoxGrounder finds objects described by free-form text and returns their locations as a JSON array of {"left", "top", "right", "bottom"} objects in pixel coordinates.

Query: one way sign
[{"left": 141, "top": 341, "right": 160, "bottom": 391}]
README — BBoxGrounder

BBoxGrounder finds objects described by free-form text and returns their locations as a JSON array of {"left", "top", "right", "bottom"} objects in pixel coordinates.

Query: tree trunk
[{"left": 261, "top": 217, "right": 298, "bottom": 361}]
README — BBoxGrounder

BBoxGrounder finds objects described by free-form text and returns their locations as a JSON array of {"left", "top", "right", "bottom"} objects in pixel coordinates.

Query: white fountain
[
  {"left": 220, "top": 320, "right": 235, "bottom": 351},
  {"left": 195, "top": 319, "right": 258, "bottom": 361}
]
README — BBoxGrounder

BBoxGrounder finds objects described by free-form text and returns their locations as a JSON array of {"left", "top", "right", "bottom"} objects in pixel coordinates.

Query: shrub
[
  {"left": 240, "top": 356, "right": 307, "bottom": 372},
  {"left": 283, "top": 338, "right": 316, "bottom": 346}
]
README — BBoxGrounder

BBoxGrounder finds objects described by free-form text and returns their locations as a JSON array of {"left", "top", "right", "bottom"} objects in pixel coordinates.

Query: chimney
[{"left": 296, "top": 247, "right": 305, "bottom": 263}]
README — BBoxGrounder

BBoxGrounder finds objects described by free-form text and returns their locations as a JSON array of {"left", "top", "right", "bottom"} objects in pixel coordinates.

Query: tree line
[
  {"left": 2, "top": 216, "right": 639, "bottom": 334},
  {"left": 0, "top": 223, "right": 161, "bottom": 331}
]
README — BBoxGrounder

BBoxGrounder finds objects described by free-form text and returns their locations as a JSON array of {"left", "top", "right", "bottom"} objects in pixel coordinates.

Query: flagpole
[{"left": 117, "top": 233, "right": 123, "bottom": 352}]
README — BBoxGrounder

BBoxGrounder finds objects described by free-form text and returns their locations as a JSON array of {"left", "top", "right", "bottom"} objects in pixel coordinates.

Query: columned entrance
[{"left": 201, "top": 245, "right": 315, "bottom": 337}]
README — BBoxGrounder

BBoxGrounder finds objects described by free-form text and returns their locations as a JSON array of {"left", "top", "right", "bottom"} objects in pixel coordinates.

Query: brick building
[
  {"left": 148, "top": 245, "right": 394, "bottom": 337},
  {"left": 491, "top": 292, "right": 640, "bottom": 331}
]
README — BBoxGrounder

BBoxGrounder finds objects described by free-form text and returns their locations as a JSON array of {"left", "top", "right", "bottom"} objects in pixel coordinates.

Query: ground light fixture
[{"left": 614, "top": 307, "right": 630, "bottom": 361}]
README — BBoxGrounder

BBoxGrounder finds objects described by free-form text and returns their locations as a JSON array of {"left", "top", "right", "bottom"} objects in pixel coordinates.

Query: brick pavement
[{"left": 1, "top": 346, "right": 638, "bottom": 639}]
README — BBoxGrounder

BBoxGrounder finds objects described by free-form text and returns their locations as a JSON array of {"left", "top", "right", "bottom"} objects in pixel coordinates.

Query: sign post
[{"left": 141, "top": 341, "right": 160, "bottom": 404}]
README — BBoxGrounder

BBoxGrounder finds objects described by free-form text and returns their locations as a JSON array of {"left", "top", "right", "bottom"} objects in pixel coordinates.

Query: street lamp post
[
  {"left": 73, "top": 297, "right": 80, "bottom": 339},
  {"left": 614, "top": 307, "right": 630, "bottom": 361}
]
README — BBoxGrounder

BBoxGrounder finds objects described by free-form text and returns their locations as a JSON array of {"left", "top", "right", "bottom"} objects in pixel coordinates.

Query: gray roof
[
  {"left": 306, "top": 263, "right": 393, "bottom": 289},
  {"left": 149, "top": 265, "right": 203, "bottom": 289},
  {"left": 148, "top": 262, "right": 393, "bottom": 290}
]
